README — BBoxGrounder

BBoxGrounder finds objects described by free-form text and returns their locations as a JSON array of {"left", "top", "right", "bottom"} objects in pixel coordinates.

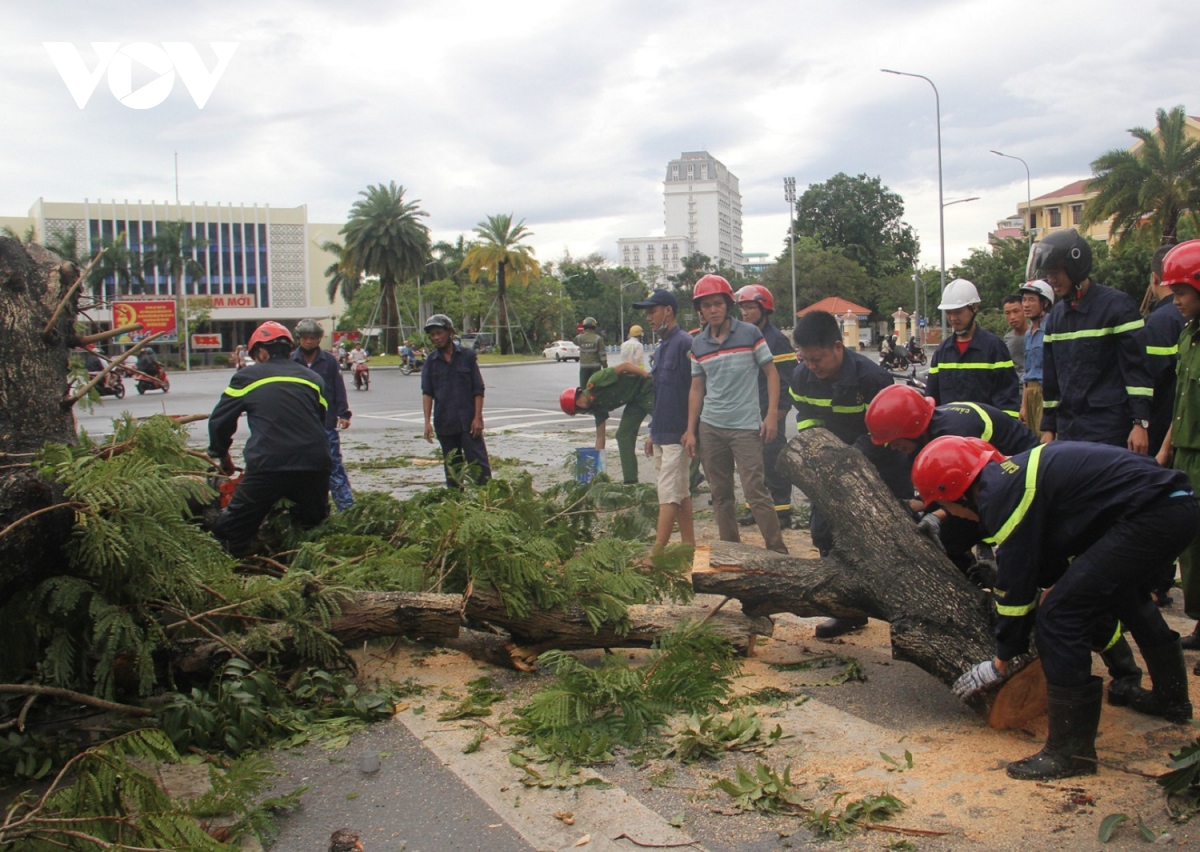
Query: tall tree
[
  {"left": 1084, "top": 106, "right": 1200, "bottom": 247},
  {"left": 90, "top": 234, "right": 145, "bottom": 298},
  {"left": 792, "top": 173, "right": 919, "bottom": 279},
  {"left": 142, "top": 222, "right": 209, "bottom": 368},
  {"left": 461, "top": 213, "right": 540, "bottom": 354},
  {"left": 0, "top": 224, "right": 35, "bottom": 244},
  {"left": 341, "top": 182, "right": 431, "bottom": 355}
]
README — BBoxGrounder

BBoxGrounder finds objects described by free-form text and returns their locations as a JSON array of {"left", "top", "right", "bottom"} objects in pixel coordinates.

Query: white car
[{"left": 542, "top": 340, "right": 581, "bottom": 361}]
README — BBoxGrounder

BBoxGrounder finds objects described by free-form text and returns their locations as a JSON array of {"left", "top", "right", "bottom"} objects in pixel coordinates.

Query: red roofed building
[{"left": 796, "top": 296, "right": 871, "bottom": 320}]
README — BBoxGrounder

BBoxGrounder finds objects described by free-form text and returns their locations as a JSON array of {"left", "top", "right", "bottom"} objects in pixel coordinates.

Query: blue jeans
[{"left": 327, "top": 428, "right": 354, "bottom": 511}]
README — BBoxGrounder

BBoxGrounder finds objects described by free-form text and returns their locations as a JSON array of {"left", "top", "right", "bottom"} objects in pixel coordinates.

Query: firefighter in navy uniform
[
  {"left": 926, "top": 278, "right": 1021, "bottom": 416},
  {"left": 207, "top": 322, "right": 333, "bottom": 556},
  {"left": 1035, "top": 229, "right": 1154, "bottom": 451},
  {"left": 789, "top": 310, "right": 911, "bottom": 638},
  {"left": 914, "top": 436, "right": 1196, "bottom": 781},
  {"left": 735, "top": 284, "right": 798, "bottom": 528},
  {"left": 866, "top": 383, "right": 1145, "bottom": 702},
  {"left": 1144, "top": 244, "right": 1185, "bottom": 457}
]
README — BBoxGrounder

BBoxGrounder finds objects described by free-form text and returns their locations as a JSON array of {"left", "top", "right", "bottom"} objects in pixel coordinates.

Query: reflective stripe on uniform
[
  {"left": 796, "top": 418, "right": 824, "bottom": 431},
  {"left": 1043, "top": 399, "right": 1059, "bottom": 409},
  {"left": 1044, "top": 318, "right": 1145, "bottom": 342},
  {"left": 1101, "top": 621, "right": 1124, "bottom": 653},
  {"left": 1147, "top": 344, "right": 1179, "bottom": 356},
  {"left": 1125, "top": 386, "right": 1154, "bottom": 397},
  {"left": 223, "top": 375, "right": 329, "bottom": 409},
  {"left": 773, "top": 352, "right": 797, "bottom": 363},
  {"left": 996, "top": 600, "right": 1037, "bottom": 617},
  {"left": 788, "top": 392, "right": 867, "bottom": 414},
  {"left": 958, "top": 401, "right": 994, "bottom": 442},
  {"left": 928, "top": 360, "right": 1015, "bottom": 374},
  {"left": 983, "top": 443, "right": 1044, "bottom": 547}
]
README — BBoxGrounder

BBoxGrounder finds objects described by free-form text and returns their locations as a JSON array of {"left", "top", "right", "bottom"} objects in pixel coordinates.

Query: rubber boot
[
  {"left": 815, "top": 616, "right": 868, "bottom": 639},
  {"left": 1101, "top": 635, "right": 1143, "bottom": 706},
  {"left": 1181, "top": 622, "right": 1200, "bottom": 651},
  {"left": 1006, "top": 677, "right": 1102, "bottom": 781},
  {"left": 1124, "top": 637, "right": 1193, "bottom": 724}
]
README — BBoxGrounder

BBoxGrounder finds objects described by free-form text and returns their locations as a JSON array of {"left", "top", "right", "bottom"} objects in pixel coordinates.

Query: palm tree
[
  {"left": 89, "top": 234, "right": 145, "bottom": 299},
  {"left": 462, "top": 214, "right": 540, "bottom": 354},
  {"left": 142, "top": 221, "right": 209, "bottom": 370},
  {"left": 432, "top": 236, "right": 480, "bottom": 331},
  {"left": 45, "top": 225, "right": 85, "bottom": 265},
  {"left": 1, "top": 224, "right": 35, "bottom": 243},
  {"left": 341, "top": 182, "right": 431, "bottom": 355},
  {"left": 321, "top": 240, "right": 362, "bottom": 305},
  {"left": 1083, "top": 106, "right": 1200, "bottom": 246}
]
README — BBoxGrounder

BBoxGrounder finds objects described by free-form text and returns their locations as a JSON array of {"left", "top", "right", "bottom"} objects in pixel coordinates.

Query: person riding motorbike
[{"left": 348, "top": 342, "right": 370, "bottom": 389}]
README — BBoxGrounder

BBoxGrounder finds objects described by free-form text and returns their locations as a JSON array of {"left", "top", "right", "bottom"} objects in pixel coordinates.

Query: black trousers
[
  {"left": 212, "top": 469, "right": 330, "bottom": 556},
  {"left": 762, "top": 424, "right": 791, "bottom": 513},
  {"left": 1036, "top": 498, "right": 1198, "bottom": 686},
  {"left": 437, "top": 431, "right": 492, "bottom": 488}
]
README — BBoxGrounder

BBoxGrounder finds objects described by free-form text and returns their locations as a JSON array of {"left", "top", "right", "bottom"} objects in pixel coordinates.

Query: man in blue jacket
[
  {"left": 421, "top": 314, "right": 491, "bottom": 488},
  {"left": 208, "top": 322, "right": 333, "bottom": 555},
  {"left": 292, "top": 319, "right": 353, "bottom": 510},
  {"left": 1034, "top": 229, "right": 1154, "bottom": 451},
  {"left": 914, "top": 437, "right": 1195, "bottom": 781},
  {"left": 926, "top": 278, "right": 1021, "bottom": 416}
]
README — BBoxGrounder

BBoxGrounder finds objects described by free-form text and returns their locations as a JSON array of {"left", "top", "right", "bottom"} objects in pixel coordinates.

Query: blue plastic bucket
[{"left": 575, "top": 448, "right": 606, "bottom": 483}]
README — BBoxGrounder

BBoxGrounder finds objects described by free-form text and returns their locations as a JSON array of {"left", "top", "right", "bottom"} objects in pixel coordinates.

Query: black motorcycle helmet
[
  {"left": 1028, "top": 229, "right": 1092, "bottom": 287},
  {"left": 424, "top": 314, "right": 454, "bottom": 333}
]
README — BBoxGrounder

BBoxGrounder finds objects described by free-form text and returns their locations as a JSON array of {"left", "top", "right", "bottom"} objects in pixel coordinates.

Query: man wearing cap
[
  {"left": 575, "top": 317, "right": 607, "bottom": 389},
  {"left": 207, "top": 322, "right": 333, "bottom": 556},
  {"left": 422, "top": 313, "right": 491, "bottom": 488},
  {"left": 633, "top": 288, "right": 694, "bottom": 554},
  {"left": 1019, "top": 280, "right": 1054, "bottom": 433},
  {"left": 292, "top": 318, "right": 354, "bottom": 511},
  {"left": 621, "top": 324, "right": 647, "bottom": 371},
  {"left": 684, "top": 275, "right": 787, "bottom": 554},
  {"left": 559, "top": 361, "right": 654, "bottom": 485}
]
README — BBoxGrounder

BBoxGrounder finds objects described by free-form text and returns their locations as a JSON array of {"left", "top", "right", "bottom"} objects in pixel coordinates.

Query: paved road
[{"left": 75, "top": 359, "right": 614, "bottom": 441}]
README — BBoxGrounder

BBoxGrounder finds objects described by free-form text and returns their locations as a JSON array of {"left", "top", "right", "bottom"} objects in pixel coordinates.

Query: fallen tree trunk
[
  {"left": 692, "top": 427, "right": 1033, "bottom": 724},
  {"left": 175, "top": 588, "right": 772, "bottom": 675}
]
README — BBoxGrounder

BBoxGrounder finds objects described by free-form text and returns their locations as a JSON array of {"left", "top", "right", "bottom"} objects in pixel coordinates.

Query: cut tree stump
[{"left": 690, "top": 426, "right": 1043, "bottom": 727}]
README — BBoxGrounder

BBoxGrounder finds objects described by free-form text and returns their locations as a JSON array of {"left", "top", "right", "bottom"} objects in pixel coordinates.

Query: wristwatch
[{"left": 1133, "top": 419, "right": 1150, "bottom": 429}]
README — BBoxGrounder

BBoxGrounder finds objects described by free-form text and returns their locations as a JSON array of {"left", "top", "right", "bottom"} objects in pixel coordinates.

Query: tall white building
[{"left": 618, "top": 151, "right": 743, "bottom": 281}]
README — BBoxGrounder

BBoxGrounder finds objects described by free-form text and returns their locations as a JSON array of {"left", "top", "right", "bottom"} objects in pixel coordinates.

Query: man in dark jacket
[
  {"left": 1034, "top": 229, "right": 1154, "bottom": 451},
  {"left": 292, "top": 318, "right": 354, "bottom": 510},
  {"left": 735, "top": 284, "right": 797, "bottom": 527},
  {"left": 421, "top": 313, "right": 491, "bottom": 488},
  {"left": 915, "top": 437, "right": 1196, "bottom": 781},
  {"left": 926, "top": 278, "right": 1021, "bottom": 416},
  {"left": 208, "top": 321, "right": 332, "bottom": 556}
]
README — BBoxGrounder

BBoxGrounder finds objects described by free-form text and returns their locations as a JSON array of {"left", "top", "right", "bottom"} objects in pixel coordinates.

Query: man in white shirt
[{"left": 621, "top": 325, "right": 647, "bottom": 370}]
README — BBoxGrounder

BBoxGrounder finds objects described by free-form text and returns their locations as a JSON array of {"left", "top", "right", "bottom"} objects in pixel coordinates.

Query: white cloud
[{"left": 2, "top": 0, "right": 1197, "bottom": 273}]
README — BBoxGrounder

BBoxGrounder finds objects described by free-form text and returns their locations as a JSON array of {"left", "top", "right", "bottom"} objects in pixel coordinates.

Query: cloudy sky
[{"left": 2, "top": 0, "right": 1196, "bottom": 272}]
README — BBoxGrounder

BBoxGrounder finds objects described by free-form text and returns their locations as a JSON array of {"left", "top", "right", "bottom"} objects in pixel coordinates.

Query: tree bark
[
  {"left": 173, "top": 588, "right": 772, "bottom": 674},
  {"left": 692, "top": 427, "right": 1025, "bottom": 721},
  {"left": 0, "top": 239, "right": 81, "bottom": 594}
]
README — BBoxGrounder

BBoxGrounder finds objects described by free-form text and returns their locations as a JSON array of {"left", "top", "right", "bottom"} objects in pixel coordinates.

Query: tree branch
[{"left": 0, "top": 685, "right": 151, "bottom": 717}]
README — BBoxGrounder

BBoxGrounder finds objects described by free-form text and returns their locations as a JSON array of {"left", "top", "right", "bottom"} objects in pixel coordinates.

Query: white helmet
[
  {"left": 1018, "top": 279, "right": 1054, "bottom": 306},
  {"left": 937, "top": 278, "right": 982, "bottom": 311}
]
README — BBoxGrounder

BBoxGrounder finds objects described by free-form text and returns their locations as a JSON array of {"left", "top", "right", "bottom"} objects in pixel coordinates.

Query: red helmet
[
  {"left": 734, "top": 284, "right": 774, "bottom": 313},
  {"left": 559, "top": 387, "right": 579, "bottom": 416},
  {"left": 1162, "top": 240, "right": 1200, "bottom": 291},
  {"left": 693, "top": 274, "right": 734, "bottom": 310},
  {"left": 912, "top": 436, "right": 1002, "bottom": 505},
  {"left": 248, "top": 321, "right": 293, "bottom": 352},
  {"left": 866, "top": 385, "right": 936, "bottom": 445}
]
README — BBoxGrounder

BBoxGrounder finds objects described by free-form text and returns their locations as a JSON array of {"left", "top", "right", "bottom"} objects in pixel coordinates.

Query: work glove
[
  {"left": 916, "top": 513, "right": 944, "bottom": 552},
  {"left": 952, "top": 660, "right": 1007, "bottom": 699}
]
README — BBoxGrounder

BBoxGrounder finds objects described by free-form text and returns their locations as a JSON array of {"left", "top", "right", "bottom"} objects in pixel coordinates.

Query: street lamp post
[
  {"left": 784, "top": 177, "right": 797, "bottom": 325},
  {"left": 882, "top": 68, "right": 945, "bottom": 337},
  {"left": 990, "top": 150, "right": 1033, "bottom": 248}
]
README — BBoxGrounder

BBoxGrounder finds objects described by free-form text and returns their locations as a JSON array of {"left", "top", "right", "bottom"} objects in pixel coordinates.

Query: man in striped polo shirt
[{"left": 682, "top": 275, "right": 787, "bottom": 554}]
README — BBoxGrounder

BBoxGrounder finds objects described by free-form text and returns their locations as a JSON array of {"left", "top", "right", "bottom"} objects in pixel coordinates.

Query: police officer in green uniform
[
  {"left": 575, "top": 317, "right": 607, "bottom": 388},
  {"left": 560, "top": 362, "right": 654, "bottom": 485}
]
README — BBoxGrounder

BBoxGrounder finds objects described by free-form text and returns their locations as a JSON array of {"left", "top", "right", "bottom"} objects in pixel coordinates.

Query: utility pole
[{"left": 784, "top": 177, "right": 797, "bottom": 326}]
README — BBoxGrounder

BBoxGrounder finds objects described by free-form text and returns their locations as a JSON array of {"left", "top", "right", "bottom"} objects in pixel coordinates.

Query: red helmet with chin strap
[
  {"left": 693, "top": 274, "right": 734, "bottom": 311},
  {"left": 866, "top": 384, "right": 936, "bottom": 445},
  {"left": 911, "top": 435, "right": 1002, "bottom": 506},
  {"left": 248, "top": 321, "right": 293, "bottom": 352},
  {"left": 1162, "top": 240, "right": 1200, "bottom": 292},
  {"left": 734, "top": 284, "right": 774, "bottom": 313},
  {"left": 559, "top": 387, "right": 579, "bottom": 416}
]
